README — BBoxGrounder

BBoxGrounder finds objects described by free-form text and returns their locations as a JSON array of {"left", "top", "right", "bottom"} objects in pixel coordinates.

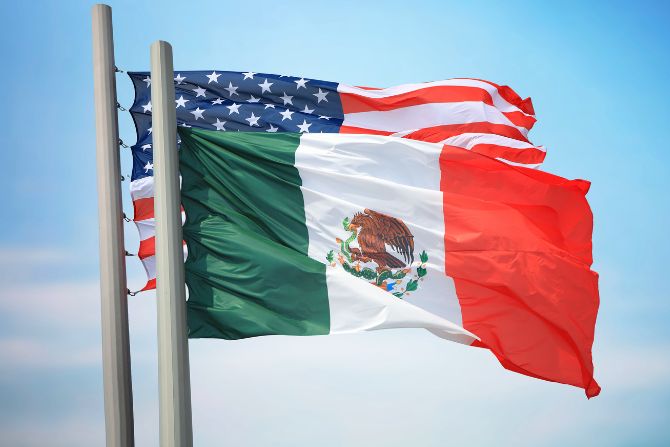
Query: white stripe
[
  {"left": 326, "top": 267, "right": 477, "bottom": 344},
  {"left": 139, "top": 242, "right": 189, "bottom": 281},
  {"left": 134, "top": 212, "right": 185, "bottom": 241},
  {"left": 129, "top": 176, "right": 154, "bottom": 200},
  {"left": 135, "top": 218, "right": 155, "bottom": 241},
  {"left": 140, "top": 254, "right": 156, "bottom": 279},
  {"left": 441, "top": 132, "right": 545, "bottom": 151},
  {"left": 343, "top": 102, "right": 528, "bottom": 135},
  {"left": 130, "top": 176, "right": 182, "bottom": 201},
  {"left": 295, "top": 133, "right": 466, "bottom": 334},
  {"left": 338, "top": 79, "right": 533, "bottom": 118},
  {"left": 297, "top": 133, "right": 444, "bottom": 188}
]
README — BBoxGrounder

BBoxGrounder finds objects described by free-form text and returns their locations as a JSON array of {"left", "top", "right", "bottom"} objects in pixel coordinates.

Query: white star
[
  {"left": 247, "top": 95, "right": 260, "bottom": 103},
  {"left": 190, "top": 107, "right": 205, "bottom": 120},
  {"left": 143, "top": 161, "right": 153, "bottom": 173},
  {"left": 142, "top": 101, "right": 152, "bottom": 113},
  {"left": 224, "top": 82, "right": 239, "bottom": 97},
  {"left": 226, "top": 102, "right": 241, "bottom": 115},
  {"left": 242, "top": 71, "right": 256, "bottom": 80},
  {"left": 174, "top": 73, "right": 186, "bottom": 84},
  {"left": 279, "top": 109, "right": 294, "bottom": 121},
  {"left": 301, "top": 105, "right": 315, "bottom": 114},
  {"left": 319, "top": 115, "right": 331, "bottom": 120},
  {"left": 264, "top": 103, "right": 276, "bottom": 109},
  {"left": 280, "top": 92, "right": 293, "bottom": 105},
  {"left": 211, "top": 97, "right": 225, "bottom": 105},
  {"left": 313, "top": 88, "right": 328, "bottom": 103},
  {"left": 147, "top": 127, "right": 152, "bottom": 134},
  {"left": 206, "top": 71, "right": 221, "bottom": 84},
  {"left": 179, "top": 122, "right": 192, "bottom": 128},
  {"left": 294, "top": 78, "right": 308, "bottom": 89},
  {"left": 193, "top": 86, "right": 207, "bottom": 98},
  {"left": 245, "top": 112, "right": 260, "bottom": 127},
  {"left": 258, "top": 78, "right": 273, "bottom": 93},
  {"left": 142, "top": 76, "right": 151, "bottom": 87},
  {"left": 266, "top": 124, "right": 278, "bottom": 132},
  {"left": 175, "top": 95, "right": 189, "bottom": 108},
  {"left": 212, "top": 118, "right": 226, "bottom": 131},
  {"left": 297, "top": 120, "right": 312, "bottom": 133},
  {"left": 141, "top": 144, "right": 152, "bottom": 151}
]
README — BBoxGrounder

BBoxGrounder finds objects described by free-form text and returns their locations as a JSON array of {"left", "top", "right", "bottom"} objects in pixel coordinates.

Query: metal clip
[{"left": 116, "top": 102, "right": 127, "bottom": 112}]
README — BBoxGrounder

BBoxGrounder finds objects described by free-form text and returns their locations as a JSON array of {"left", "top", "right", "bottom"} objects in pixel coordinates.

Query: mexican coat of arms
[{"left": 326, "top": 208, "right": 428, "bottom": 298}]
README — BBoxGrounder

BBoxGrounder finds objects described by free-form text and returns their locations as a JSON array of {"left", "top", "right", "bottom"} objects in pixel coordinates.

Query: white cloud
[
  {"left": 0, "top": 247, "right": 78, "bottom": 282},
  {"left": 0, "top": 337, "right": 100, "bottom": 370},
  {"left": 0, "top": 281, "right": 101, "bottom": 331},
  {"left": 0, "top": 247, "right": 75, "bottom": 264},
  {"left": 0, "top": 413, "right": 104, "bottom": 447},
  {"left": 595, "top": 344, "right": 670, "bottom": 391}
]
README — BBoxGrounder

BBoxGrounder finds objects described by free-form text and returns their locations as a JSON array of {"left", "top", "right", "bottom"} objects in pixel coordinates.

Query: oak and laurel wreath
[{"left": 326, "top": 216, "right": 428, "bottom": 299}]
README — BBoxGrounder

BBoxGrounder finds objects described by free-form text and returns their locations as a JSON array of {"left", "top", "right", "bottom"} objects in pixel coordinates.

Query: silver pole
[
  {"left": 151, "top": 40, "right": 193, "bottom": 447},
  {"left": 91, "top": 4, "right": 135, "bottom": 447}
]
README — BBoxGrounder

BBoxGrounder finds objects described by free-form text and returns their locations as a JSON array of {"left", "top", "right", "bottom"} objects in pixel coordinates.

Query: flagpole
[
  {"left": 151, "top": 40, "right": 194, "bottom": 447},
  {"left": 91, "top": 4, "right": 135, "bottom": 447}
]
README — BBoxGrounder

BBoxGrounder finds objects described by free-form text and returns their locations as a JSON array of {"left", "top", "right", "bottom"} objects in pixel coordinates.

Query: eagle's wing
[{"left": 364, "top": 209, "right": 415, "bottom": 264}]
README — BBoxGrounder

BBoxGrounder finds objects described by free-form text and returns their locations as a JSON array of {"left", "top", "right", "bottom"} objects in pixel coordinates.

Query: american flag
[{"left": 128, "top": 71, "right": 543, "bottom": 291}]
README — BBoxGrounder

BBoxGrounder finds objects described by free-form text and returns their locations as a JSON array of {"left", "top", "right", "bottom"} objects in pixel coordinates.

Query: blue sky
[{"left": 1, "top": 0, "right": 669, "bottom": 445}]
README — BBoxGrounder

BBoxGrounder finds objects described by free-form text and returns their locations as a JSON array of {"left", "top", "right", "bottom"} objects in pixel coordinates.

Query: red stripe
[
  {"left": 138, "top": 236, "right": 186, "bottom": 260},
  {"left": 339, "top": 126, "right": 395, "bottom": 136},
  {"left": 469, "top": 143, "right": 546, "bottom": 165},
  {"left": 404, "top": 122, "right": 531, "bottom": 144},
  {"left": 440, "top": 146, "right": 599, "bottom": 397},
  {"left": 132, "top": 198, "right": 184, "bottom": 222},
  {"left": 503, "top": 111, "right": 536, "bottom": 130},
  {"left": 141, "top": 278, "right": 156, "bottom": 291},
  {"left": 341, "top": 86, "right": 495, "bottom": 114},
  {"left": 133, "top": 197, "right": 154, "bottom": 222},
  {"left": 464, "top": 78, "right": 536, "bottom": 115},
  {"left": 138, "top": 237, "right": 155, "bottom": 260}
]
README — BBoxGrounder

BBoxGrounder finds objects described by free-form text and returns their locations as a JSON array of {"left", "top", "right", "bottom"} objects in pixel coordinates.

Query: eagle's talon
[{"left": 349, "top": 209, "right": 415, "bottom": 272}]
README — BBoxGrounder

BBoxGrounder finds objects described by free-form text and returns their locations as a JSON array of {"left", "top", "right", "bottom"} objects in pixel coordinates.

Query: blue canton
[{"left": 128, "top": 71, "right": 344, "bottom": 182}]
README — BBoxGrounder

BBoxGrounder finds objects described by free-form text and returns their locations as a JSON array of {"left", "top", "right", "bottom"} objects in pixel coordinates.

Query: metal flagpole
[
  {"left": 91, "top": 4, "right": 135, "bottom": 447},
  {"left": 151, "top": 40, "right": 194, "bottom": 447}
]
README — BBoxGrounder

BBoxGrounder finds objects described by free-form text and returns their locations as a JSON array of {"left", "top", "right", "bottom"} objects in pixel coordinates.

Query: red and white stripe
[
  {"left": 131, "top": 78, "right": 543, "bottom": 291},
  {"left": 338, "top": 78, "right": 542, "bottom": 166},
  {"left": 130, "top": 176, "right": 186, "bottom": 291}
]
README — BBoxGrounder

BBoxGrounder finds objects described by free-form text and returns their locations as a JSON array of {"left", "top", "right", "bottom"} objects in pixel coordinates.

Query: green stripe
[{"left": 178, "top": 127, "right": 329, "bottom": 339}]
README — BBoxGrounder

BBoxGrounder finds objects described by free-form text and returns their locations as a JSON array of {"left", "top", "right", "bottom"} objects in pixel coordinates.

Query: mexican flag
[{"left": 178, "top": 127, "right": 600, "bottom": 397}]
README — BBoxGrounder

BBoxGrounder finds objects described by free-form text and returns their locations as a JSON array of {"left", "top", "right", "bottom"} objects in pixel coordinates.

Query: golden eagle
[{"left": 348, "top": 208, "right": 414, "bottom": 272}]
